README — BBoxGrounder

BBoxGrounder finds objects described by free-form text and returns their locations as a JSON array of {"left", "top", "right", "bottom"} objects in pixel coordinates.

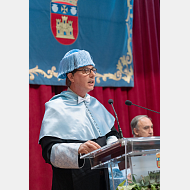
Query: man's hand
[{"left": 78, "top": 140, "right": 101, "bottom": 155}]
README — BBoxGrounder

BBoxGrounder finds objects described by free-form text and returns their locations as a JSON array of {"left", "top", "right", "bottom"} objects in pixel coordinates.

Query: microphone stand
[
  {"left": 109, "top": 100, "right": 123, "bottom": 139},
  {"left": 125, "top": 100, "right": 160, "bottom": 114},
  {"left": 132, "top": 103, "right": 160, "bottom": 114}
]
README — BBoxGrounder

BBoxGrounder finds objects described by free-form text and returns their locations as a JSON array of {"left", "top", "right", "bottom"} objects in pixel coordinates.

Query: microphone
[
  {"left": 125, "top": 100, "right": 160, "bottom": 114},
  {"left": 108, "top": 99, "right": 123, "bottom": 139}
]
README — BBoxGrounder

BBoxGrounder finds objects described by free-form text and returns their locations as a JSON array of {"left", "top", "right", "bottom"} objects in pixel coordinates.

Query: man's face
[
  {"left": 68, "top": 65, "right": 96, "bottom": 97},
  {"left": 134, "top": 117, "right": 153, "bottom": 137}
]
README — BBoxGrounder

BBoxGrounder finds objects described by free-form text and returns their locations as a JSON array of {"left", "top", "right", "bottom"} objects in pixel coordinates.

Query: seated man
[
  {"left": 130, "top": 115, "right": 153, "bottom": 137},
  {"left": 127, "top": 115, "right": 154, "bottom": 183}
]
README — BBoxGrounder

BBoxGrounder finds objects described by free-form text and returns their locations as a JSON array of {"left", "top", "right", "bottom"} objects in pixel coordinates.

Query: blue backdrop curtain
[
  {"left": 29, "top": 0, "right": 160, "bottom": 189},
  {"left": 29, "top": 0, "right": 134, "bottom": 87}
]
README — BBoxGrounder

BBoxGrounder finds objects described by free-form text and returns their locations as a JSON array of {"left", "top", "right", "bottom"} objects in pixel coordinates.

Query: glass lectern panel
[
  {"left": 80, "top": 137, "right": 160, "bottom": 169},
  {"left": 80, "top": 137, "right": 160, "bottom": 189}
]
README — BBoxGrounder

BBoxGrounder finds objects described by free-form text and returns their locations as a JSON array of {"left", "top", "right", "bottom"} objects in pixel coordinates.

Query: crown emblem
[{"left": 51, "top": 0, "right": 78, "bottom": 6}]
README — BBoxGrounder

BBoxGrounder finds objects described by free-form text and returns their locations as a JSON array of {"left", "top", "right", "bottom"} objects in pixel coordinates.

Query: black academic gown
[{"left": 39, "top": 126, "right": 119, "bottom": 190}]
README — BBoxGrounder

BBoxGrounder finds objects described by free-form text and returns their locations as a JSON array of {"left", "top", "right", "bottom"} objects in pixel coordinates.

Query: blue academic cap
[{"left": 57, "top": 49, "right": 95, "bottom": 79}]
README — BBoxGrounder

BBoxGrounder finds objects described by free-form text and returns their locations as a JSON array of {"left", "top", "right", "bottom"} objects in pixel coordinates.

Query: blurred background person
[{"left": 130, "top": 115, "right": 153, "bottom": 137}]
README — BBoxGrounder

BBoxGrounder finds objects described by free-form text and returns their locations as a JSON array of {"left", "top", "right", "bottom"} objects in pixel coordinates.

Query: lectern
[{"left": 81, "top": 137, "right": 160, "bottom": 190}]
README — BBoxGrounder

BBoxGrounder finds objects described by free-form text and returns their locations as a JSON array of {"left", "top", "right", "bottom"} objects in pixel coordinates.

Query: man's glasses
[{"left": 76, "top": 68, "right": 97, "bottom": 75}]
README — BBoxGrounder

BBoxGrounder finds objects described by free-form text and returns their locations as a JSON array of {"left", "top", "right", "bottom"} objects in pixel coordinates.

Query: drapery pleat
[{"left": 29, "top": 0, "right": 160, "bottom": 189}]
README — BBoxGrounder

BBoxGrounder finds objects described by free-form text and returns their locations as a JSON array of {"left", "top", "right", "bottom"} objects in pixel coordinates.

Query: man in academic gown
[{"left": 39, "top": 49, "right": 120, "bottom": 190}]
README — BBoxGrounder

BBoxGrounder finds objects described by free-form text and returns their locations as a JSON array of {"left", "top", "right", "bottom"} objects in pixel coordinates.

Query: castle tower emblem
[
  {"left": 50, "top": 0, "right": 78, "bottom": 45},
  {"left": 56, "top": 16, "right": 74, "bottom": 39}
]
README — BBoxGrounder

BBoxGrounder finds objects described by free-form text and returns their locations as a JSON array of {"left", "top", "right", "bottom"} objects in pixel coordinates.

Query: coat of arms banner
[{"left": 29, "top": 0, "right": 134, "bottom": 87}]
